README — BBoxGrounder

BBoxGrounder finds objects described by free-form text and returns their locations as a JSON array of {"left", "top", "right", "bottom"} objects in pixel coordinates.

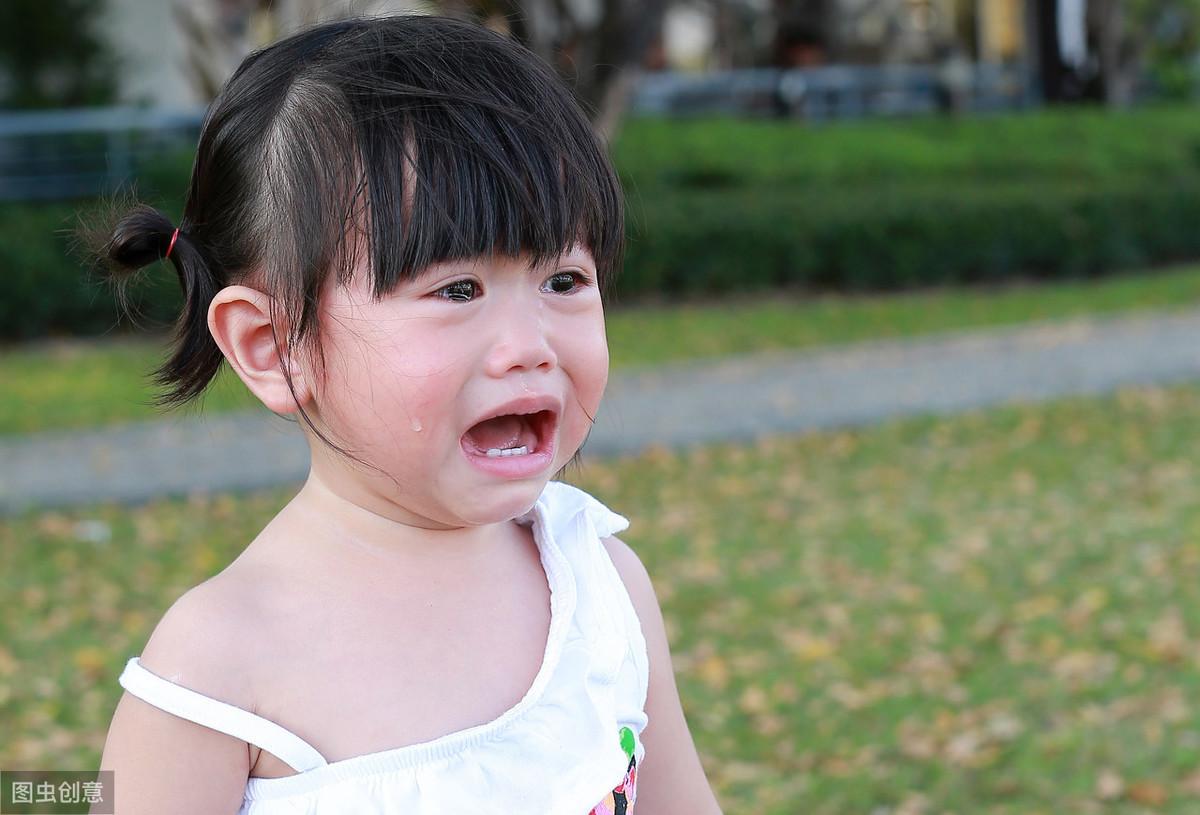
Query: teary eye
[
  {"left": 435, "top": 279, "right": 479, "bottom": 302},
  {"left": 543, "top": 271, "right": 591, "bottom": 295}
]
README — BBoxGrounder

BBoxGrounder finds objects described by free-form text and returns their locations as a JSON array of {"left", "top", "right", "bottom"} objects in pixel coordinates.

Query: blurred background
[{"left": 8, "top": 1, "right": 1200, "bottom": 813}]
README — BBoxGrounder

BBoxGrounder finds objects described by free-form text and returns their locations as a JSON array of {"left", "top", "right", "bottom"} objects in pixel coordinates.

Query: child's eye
[
  {"left": 434, "top": 279, "right": 479, "bottom": 302},
  {"left": 543, "top": 271, "right": 591, "bottom": 295}
]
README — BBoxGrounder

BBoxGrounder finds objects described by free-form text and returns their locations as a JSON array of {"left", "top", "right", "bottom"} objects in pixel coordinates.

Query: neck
[{"left": 282, "top": 468, "right": 516, "bottom": 569}]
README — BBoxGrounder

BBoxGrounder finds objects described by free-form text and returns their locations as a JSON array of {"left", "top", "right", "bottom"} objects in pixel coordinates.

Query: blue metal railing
[
  {"left": 0, "top": 66, "right": 1035, "bottom": 203},
  {"left": 0, "top": 106, "right": 206, "bottom": 202},
  {"left": 630, "top": 63, "right": 1035, "bottom": 119}
]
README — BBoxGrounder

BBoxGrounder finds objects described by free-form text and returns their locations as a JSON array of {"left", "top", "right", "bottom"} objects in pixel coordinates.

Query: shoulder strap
[{"left": 118, "top": 657, "right": 328, "bottom": 772}]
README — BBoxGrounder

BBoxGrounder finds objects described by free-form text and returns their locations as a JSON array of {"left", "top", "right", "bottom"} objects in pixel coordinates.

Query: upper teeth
[{"left": 486, "top": 445, "right": 529, "bottom": 457}]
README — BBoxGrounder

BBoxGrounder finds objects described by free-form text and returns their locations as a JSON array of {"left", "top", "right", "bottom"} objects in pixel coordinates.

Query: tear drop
[{"left": 410, "top": 417, "right": 423, "bottom": 432}]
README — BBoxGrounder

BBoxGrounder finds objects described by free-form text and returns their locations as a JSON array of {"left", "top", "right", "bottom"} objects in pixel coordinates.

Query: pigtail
[
  {"left": 76, "top": 200, "right": 227, "bottom": 408},
  {"left": 149, "top": 219, "right": 228, "bottom": 408}
]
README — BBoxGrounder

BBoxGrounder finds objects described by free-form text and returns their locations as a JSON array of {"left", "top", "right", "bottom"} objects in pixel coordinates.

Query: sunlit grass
[
  {"left": 6, "top": 262, "right": 1200, "bottom": 435},
  {"left": 7, "top": 382, "right": 1200, "bottom": 811},
  {"left": 605, "top": 261, "right": 1200, "bottom": 365}
]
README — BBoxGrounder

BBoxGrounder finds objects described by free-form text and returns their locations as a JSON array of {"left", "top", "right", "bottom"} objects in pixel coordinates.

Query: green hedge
[
  {"left": 0, "top": 150, "right": 190, "bottom": 339},
  {"left": 5, "top": 105, "right": 1200, "bottom": 339},
  {"left": 613, "top": 105, "right": 1200, "bottom": 298},
  {"left": 622, "top": 179, "right": 1200, "bottom": 295}
]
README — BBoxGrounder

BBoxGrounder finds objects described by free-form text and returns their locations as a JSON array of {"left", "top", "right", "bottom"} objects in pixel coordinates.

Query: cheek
[
  {"left": 576, "top": 334, "right": 609, "bottom": 409},
  {"left": 378, "top": 334, "right": 474, "bottom": 426},
  {"left": 561, "top": 315, "right": 610, "bottom": 433},
  {"left": 313, "top": 322, "right": 464, "bottom": 445}
]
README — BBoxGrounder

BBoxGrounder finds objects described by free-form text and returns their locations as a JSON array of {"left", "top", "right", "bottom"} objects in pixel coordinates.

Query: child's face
[{"left": 304, "top": 244, "right": 608, "bottom": 528}]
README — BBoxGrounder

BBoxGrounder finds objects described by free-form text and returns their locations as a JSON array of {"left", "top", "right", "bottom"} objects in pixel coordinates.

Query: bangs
[{"left": 363, "top": 97, "right": 621, "bottom": 294}]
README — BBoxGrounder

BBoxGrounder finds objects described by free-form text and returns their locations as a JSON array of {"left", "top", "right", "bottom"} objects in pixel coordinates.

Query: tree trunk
[
  {"left": 593, "top": 64, "right": 640, "bottom": 144},
  {"left": 454, "top": 0, "right": 663, "bottom": 139},
  {"left": 1094, "top": 0, "right": 1140, "bottom": 107},
  {"left": 590, "top": 0, "right": 664, "bottom": 139}
]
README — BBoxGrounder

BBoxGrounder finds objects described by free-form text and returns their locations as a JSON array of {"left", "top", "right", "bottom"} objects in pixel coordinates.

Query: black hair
[{"left": 79, "top": 13, "right": 624, "bottom": 479}]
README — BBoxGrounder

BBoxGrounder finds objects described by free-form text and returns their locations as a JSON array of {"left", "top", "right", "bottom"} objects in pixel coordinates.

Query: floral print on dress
[{"left": 590, "top": 727, "right": 638, "bottom": 815}]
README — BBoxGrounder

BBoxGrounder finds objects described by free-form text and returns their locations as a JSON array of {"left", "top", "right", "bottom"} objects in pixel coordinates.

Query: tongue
[{"left": 464, "top": 414, "right": 536, "bottom": 453}]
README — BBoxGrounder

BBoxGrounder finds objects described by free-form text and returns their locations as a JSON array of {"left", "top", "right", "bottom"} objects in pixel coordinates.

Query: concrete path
[{"left": 5, "top": 307, "right": 1200, "bottom": 514}]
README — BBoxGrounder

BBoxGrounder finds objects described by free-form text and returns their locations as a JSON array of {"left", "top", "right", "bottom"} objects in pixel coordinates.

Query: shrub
[{"left": 6, "top": 106, "right": 1200, "bottom": 339}]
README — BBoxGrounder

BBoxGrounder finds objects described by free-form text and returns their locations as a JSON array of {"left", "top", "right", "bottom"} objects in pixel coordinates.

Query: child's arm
[
  {"left": 602, "top": 536, "right": 724, "bottom": 815},
  {"left": 93, "top": 588, "right": 253, "bottom": 815}
]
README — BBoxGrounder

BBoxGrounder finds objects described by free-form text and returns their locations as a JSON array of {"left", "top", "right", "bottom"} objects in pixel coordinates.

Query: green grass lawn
[
  {"left": 6, "top": 261, "right": 1200, "bottom": 436},
  {"left": 6, "top": 381, "right": 1200, "bottom": 812}
]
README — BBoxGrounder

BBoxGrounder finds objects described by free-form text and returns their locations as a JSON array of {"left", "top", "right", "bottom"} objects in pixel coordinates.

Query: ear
[{"left": 207, "top": 285, "right": 311, "bottom": 414}]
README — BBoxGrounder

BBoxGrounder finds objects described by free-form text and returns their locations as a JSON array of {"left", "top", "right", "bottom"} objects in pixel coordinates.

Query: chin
[{"left": 453, "top": 479, "right": 550, "bottom": 526}]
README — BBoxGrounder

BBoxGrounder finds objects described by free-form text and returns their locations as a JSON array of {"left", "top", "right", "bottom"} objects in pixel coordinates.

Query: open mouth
[{"left": 461, "top": 409, "right": 557, "bottom": 458}]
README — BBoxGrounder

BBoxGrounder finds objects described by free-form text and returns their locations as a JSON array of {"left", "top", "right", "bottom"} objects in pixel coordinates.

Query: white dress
[{"left": 116, "top": 481, "right": 648, "bottom": 814}]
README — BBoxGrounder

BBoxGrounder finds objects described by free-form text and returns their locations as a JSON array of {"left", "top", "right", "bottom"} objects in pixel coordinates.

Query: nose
[{"left": 485, "top": 304, "right": 558, "bottom": 377}]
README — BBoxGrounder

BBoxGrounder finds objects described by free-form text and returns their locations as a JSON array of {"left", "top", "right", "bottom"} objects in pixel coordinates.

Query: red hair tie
[{"left": 165, "top": 227, "right": 180, "bottom": 260}]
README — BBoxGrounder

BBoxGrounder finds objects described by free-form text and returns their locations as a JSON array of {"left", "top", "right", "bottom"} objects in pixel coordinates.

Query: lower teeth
[{"left": 485, "top": 445, "right": 529, "bottom": 458}]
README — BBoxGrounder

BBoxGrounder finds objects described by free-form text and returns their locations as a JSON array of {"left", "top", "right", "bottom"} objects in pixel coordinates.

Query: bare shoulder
[
  {"left": 137, "top": 572, "right": 263, "bottom": 700},
  {"left": 96, "top": 573, "right": 266, "bottom": 815},
  {"left": 599, "top": 534, "right": 655, "bottom": 609},
  {"left": 599, "top": 535, "right": 724, "bottom": 815}
]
